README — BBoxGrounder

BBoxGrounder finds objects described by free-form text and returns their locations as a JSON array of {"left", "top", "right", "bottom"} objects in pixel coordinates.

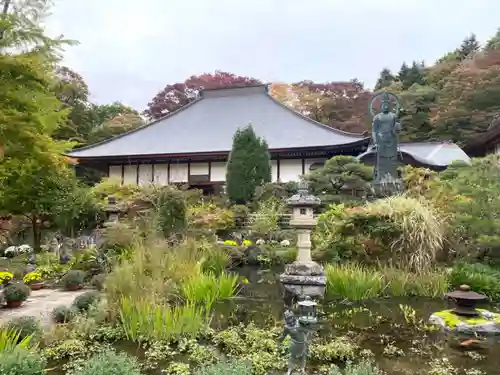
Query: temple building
[
  {"left": 464, "top": 115, "right": 500, "bottom": 157},
  {"left": 68, "top": 84, "right": 470, "bottom": 193}
]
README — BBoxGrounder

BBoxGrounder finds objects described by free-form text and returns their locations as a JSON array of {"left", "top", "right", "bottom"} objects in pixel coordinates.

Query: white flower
[
  {"left": 4, "top": 246, "right": 16, "bottom": 254},
  {"left": 256, "top": 239, "right": 265, "bottom": 245},
  {"left": 280, "top": 240, "right": 290, "bottom": 247},
  {"left": 18, "top": 244, "right": 32, "bottom": 253}
]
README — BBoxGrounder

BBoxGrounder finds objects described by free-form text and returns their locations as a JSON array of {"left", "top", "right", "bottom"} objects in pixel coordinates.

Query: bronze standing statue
[
  {"left": 277, "top": 309, "right": 313, "bottom": 375},
  {"left": 368, "top": 91, "right": 403, "bottom": 195}
]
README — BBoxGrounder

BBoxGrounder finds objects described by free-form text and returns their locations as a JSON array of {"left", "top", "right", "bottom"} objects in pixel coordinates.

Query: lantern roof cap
[
  {"left": 298, "top": 296, "right": 317, "bottom": 306},
  {"left": 287, "top": 181, "right": 321, "bottom": 207},
  {"left": 445, "top": 284, "right": 487, "bottom": 301}
]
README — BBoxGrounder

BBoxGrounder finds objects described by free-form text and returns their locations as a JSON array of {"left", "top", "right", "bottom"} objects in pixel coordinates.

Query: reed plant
[
  {"left": 326, "top": 263, "right": 384, "bottom": 301},
  {"left": 119, "top": 297, "right": 207, "bottom": 342},
  {"left": 325, "top": 263, "right": 449, "bottom": 301},
  {"left": 0, "top": 327, "right": 33, "bottom": 352},
  {"left": 181, "top": 272, "right": 239, "bottom": 310}
]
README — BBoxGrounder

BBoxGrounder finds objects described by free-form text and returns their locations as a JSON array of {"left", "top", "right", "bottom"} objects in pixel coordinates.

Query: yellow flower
[
  {"left": 23, "top": 272, "right": 41, "bottom": 285},
  {"left": 0, "top": 271, "right": 13, "bottom": 283}
]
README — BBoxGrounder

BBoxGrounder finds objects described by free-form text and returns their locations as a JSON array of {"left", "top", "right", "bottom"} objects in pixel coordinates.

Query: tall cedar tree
[{"left": 226, "top": 125, "right": 271, "bottom": 204}]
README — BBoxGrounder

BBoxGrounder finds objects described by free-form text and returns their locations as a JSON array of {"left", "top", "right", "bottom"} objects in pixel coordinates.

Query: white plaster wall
[
  {"left": 170, "top": 163, "right": 188, "bottom": 183},
  {"left": 279, "top": 159, "right": 303, "bottom": 182},
  {"left": 123, "top": 164, "right": 137, "bottom": 185},
  {"left": 271, "top": 160, "right": 278, "bottom": 182},
  {"left": 211, "top": 162, "right": 226, "bottom": 181},
  {"left": 138, "top": 164, "right": 153, "bottom": 186},
  {"left": 305, "top": 158, "right": 326, "bottom": 172},
  {"left": 190, "top": 162, "right": 209, "bottom": 175},
  {"left": 153, "top": 164, "right": 169, "bottom": 185},
  {"left": 108, "top": 165, "right": 122, "bottom": 181}
]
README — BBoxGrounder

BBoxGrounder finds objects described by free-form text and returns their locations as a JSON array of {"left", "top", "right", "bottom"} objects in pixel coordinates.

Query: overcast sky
[{"left": 46, "top": 0, "right": 500, "bottom": 111}]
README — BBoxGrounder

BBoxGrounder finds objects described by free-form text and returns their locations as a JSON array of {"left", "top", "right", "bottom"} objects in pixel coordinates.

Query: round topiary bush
[
  {"left": 3, "top": 283, "right": 31, "bottom": 307},
  {"left": 72, "top": 291, "right": 100, "bottom": 312},
  {"left": 91, "top": 273, "right": 106, "bottom": 291},
  {"left": 5, "top": 316, "right": 41, "bottom": 341},
  {"left": 0, "top": 347, "right": 46, "bottom": 375},
  {"left": 61, "top": 270, "right": 86, "bottom": 291},
  {"left": 73, "top": 349, "right": 142, "bottom": 375},
  {"left": 51, "top": 305, "right": 77, "bottom": 324}
]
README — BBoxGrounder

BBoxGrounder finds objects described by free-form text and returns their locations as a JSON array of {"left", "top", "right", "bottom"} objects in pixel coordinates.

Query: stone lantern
[
  {"left": 279, "top": 181, "right": 326, "bottom": 303},
  {"left": 105, "top": 196, "right": 121, "bottom": 225},
  {"left": 297, "top": 296, "right": 318, "bottom": 324}
]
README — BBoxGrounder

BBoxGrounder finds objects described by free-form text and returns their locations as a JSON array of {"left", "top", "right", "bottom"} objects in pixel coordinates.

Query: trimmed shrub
[
  {"left": 51, "top": 305, "right": 77, "bottom": 324},
  {"left": 73, "top": 349, "right": 142, "bottom": 375},
  {"left": 3, "top": 283, "right": 30, "bottom": 302},
  {"left": 91, "top": 273, "right": 106, "bottom": 291},
  {"left": 61, "top": 270, "right": 86, "bottom": 290},
  {"left": 0, "top": 347, "right": 46, "bottom": 375},
  {"left": 450, "top": 262, "right": 500, "bottom": 299},
  {"left": 73, "top": 291, "right": 100, "bottom": 312}
]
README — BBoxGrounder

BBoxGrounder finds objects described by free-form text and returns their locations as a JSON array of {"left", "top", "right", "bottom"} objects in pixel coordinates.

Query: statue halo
[{"left": 369, "top": 91, "right": 401, "bottom": 118}]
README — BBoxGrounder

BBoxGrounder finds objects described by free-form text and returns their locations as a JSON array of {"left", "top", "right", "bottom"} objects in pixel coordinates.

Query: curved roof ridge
[
  {"left": 265, "top": 90, "right": 367, "bottom": 138},
  {"left": 66, "top": 97, "right": 204, "bottom": 154}
]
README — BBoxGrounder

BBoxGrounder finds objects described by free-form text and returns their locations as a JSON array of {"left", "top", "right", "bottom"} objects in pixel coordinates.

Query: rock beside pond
[{"left": 429, "top": 309, "right": 500, "bottom": 335}]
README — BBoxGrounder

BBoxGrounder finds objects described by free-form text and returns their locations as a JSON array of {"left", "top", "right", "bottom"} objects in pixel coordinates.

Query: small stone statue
[
  {"left": 24, "top": 253, "right": 36, "bottom": 274},
  {"left": 277, "top": 309, "right": 313, "bottom": 375},
  {"left": 370, "top": 92, "right": 401, "bottom": 182}
]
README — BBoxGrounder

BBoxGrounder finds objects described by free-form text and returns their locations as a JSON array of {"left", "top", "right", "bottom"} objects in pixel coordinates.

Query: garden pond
[{"left": 46, "top": 266, "right": 500, "bottom": 375}]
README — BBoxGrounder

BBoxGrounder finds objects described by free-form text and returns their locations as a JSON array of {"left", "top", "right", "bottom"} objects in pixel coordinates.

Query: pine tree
[
  {"left": 456, "top": 34, "right": 480, "bottom": 60},
  {"left": 226, "top": 124, "right": 271, "bottom": 204},
  {"left": 401, "top": 61, "right": 426, "bottom": 89},
  {"left": 374, "top": 68, "right": 395, "bottom": 91},
  {"left": 397, "top": 62, "right": 410, "bottom": 83}
]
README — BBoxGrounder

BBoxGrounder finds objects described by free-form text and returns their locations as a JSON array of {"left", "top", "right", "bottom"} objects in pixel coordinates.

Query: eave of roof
[
  {"left": 67, "top": 84, "right": 369, "bottom": 159},
  {"left": 357, "top": 142, "right": 471, "bottom": 167}
]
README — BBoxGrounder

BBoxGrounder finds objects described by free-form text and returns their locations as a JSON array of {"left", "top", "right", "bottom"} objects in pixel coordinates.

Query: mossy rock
[{"left": 430, "top": 309, "right": 500, "bottom": 334}]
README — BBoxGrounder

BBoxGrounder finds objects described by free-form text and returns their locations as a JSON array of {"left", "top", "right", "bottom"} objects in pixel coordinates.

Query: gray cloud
[{"left": 46, "top": 0, "right": 500, "bottom": 111}]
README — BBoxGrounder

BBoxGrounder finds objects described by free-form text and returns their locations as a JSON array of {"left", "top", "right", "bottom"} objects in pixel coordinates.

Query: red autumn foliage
[
  {"left": 292, "top": 80, "right": 373, "bottom": 134},
  {"left": 144, "top": 71, "right": 262, "bottom": 120}
]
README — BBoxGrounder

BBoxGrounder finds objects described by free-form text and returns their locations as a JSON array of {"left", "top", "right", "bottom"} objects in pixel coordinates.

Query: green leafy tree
[
  {"left": 0, "top": 0, "right": 87, "bottom": 250},
  {"left": 226, "top": 124, "right": 271, "bottom": 204}
]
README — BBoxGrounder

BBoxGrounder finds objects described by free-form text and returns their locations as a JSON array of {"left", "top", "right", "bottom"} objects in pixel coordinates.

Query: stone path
[{"left": 0, "top": 288, "right": 88, "bottom": 326}]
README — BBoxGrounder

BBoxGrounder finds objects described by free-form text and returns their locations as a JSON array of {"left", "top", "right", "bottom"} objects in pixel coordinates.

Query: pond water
[
  {"left": 47, "top": 266, "right": 500, "bottom": 374},
  {"left": 216, "top": 266, "right": 500, "bottom": 374}
]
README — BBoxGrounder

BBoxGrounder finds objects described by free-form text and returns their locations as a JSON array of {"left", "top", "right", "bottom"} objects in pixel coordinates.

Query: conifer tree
[
  {"left": 226, "top": 124, "right": 271, "bottom": 204},
  {"left": 374, "top": 68, "right": 395, "bottom": 91}
]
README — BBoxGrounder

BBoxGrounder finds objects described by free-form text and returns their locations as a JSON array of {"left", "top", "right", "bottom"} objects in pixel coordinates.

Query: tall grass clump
[
  {"left": 119, "top": 297, "right": 206, "bottom": 342},
  {"left": 326, "top": 263, "right": 449, "bottom": 301},
  {"left": 364, "top": 196, "right": 446, "bottom": 270},
  {"left": 325, "top": 263, "right": 383, "bottom": 301},
  {"left": 182, "top": 272, "right": 239, "bottom": 310}
]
